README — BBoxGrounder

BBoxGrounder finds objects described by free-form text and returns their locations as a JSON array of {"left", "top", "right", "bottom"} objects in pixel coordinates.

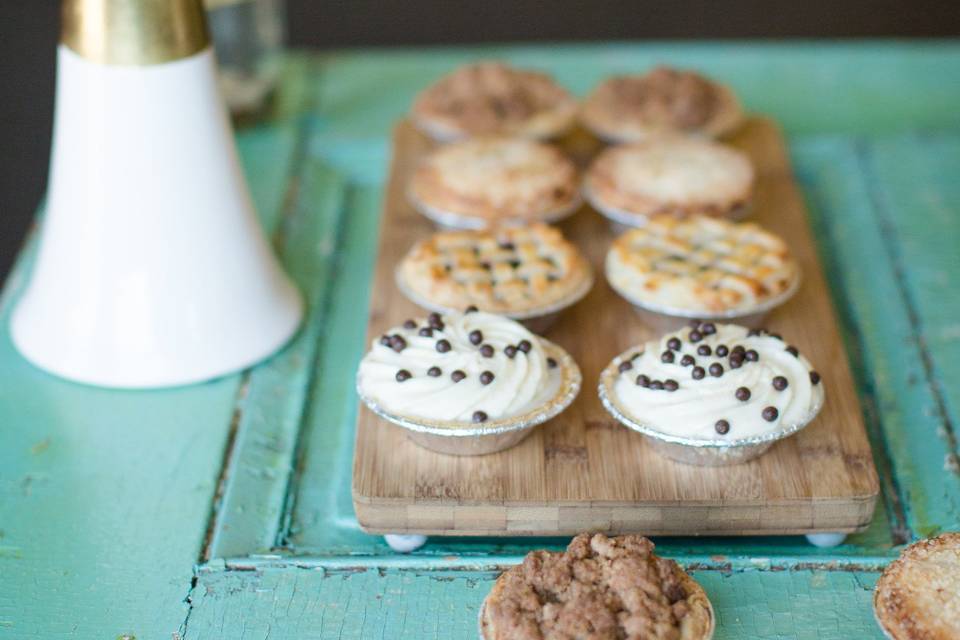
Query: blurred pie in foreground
[
  {"left": 397, "top": 223, "right": 593, "bottom": 319},
  {"left": 585, "top": 136, "right": 754, "bottom": 226},
  {"left": 581, "top": 65, "right": 744, "bottom": 143},
  {"left": 409, "top": 137, "right": 581, "bottom": 229},
  {"left": 411, "top": 61, "right": 578, "bottom": 141},
  {"left": 606, "top": 215, "right": 799, "bottom": 316}
]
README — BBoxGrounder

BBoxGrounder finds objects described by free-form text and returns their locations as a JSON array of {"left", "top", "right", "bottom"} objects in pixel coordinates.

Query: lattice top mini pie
[
  {"left": 606, "top": 215, "right": 799, "bottom": 315},
  {"left": 411, "top": 61, "right": 578, "bottom": 141},
  {"left": 409, "top": 137, "right": 581, "bottom": 228},
  {"left": 585, "top": 136, "right": 754, "bottom": 225},
  {"left": 397, "top": 224, "right": 592, "bottom": 317},
  {"left": 581, "top": 65, "right": 744, "bottom": 143}
]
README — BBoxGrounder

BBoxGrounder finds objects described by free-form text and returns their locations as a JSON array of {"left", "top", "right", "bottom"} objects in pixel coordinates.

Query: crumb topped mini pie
[
  {"left": 585, "top": 137, "right": 755, "bottom": 226},
  {"left": 397, "top": 224, "right": 593, "bottom": 322},
  {"left": 599, "top": 322, "right": 824, "bottom": 465},
  {"left": 480, "top": 533, "right": 714, "bottom": 640},
  {"left": 581, "top": 65, "right": 744, "bottom": 143},
  {"left": 874, "top": 532, "right": 960, "bottom": 640},
  {"left": 357, "top": 310, "right": 581, "bottom": 455},
  {"left": 411, "top": 61, "right": 578, "bottom": 141},
  {"left": 409, "top": 137, "right": 581, "bottom": 229},
  {"left": 606, "top": 215, "right": 799, "bottom": 322}
]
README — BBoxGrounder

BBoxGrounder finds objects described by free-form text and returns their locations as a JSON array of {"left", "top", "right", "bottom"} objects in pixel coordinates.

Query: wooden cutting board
[{"left": 351, "top": 117, "right": 879, "bottom": 536}]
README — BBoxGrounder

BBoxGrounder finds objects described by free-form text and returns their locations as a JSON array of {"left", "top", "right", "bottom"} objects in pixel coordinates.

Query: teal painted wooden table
[{"left": 2, "top": 41, "right": 959, "bottom": 639}]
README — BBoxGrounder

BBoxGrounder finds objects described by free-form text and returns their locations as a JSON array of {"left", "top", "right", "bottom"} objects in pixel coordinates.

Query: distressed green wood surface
[
  {"left": 183, "top": 565, "right": 883, "bottom": 639},
  {"left": 3, "top": 43, "right": 960, "bottom": 639}
]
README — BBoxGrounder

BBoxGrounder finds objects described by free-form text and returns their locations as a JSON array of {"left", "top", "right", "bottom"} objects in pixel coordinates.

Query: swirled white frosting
[
  {"left": 357, "top": 311, "right": 560, "bottom": 423},
  {"left": 612, "top": 323, "right": 824, "bottom": 440}
]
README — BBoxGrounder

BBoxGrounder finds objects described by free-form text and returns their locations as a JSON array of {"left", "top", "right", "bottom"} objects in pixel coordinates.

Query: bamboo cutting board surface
[{"left": 351, "top": 117, "right": 879, "bottom": 536}]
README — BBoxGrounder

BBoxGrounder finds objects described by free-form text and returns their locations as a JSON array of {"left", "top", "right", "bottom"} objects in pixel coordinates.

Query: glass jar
[{"left": 205, "top": 0, "right": 286, "bottom": 119}]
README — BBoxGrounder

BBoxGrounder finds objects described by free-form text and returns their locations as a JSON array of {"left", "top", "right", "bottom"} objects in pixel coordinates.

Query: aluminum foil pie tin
[
  {"left": 395, "top": 267, "right": 594, "bottom": 335},
  {"left": 609, "top": 272, "right": 802, "bottom": 334},
  {"left": 408, "top": 190, "right": 584, "bottom": 232},
  {"left": 358, "top": 341, "right": 581, "bottom": 456},
  {"left": 598, "top": 347, "right": 824, "bottom": 466}
]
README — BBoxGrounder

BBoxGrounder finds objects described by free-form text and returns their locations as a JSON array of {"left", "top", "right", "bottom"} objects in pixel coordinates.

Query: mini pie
[
  {"left": 606, "top": 215, "right": 799, "bottom": 315},
  {"left": 481, "top": 533, "right": 714, "bottom": 640},
  {"left": 411, "top": 61, "right": 578, "bottom": 141},
  {"left": 397, "top": 224, "right": 592, "bottom": 317},
  {"left": 874, "top": 532, "right": 960, "bottom": 640},
  {"left": 581, "top": 65, "right": 744, "bottom": 143},
  {"left": 409, "top": 137, "right": 580, "bottom": 228},
  {"left": 585, "top": 136, "right": 754, "bottom": 224}
]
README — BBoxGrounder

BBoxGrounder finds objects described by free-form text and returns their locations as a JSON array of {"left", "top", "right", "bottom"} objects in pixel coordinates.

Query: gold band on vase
[{"left": 61, "top": 0, "right": 210, "bottom": 66}]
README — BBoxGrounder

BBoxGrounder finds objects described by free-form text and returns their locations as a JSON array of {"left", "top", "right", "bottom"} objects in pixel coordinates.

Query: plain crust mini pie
[
  {"left": 480, "top": 533, "right": 714, "bottom": 640},
  {"left": 873, "top": 532, "right": 960, "bottom": 640},
  {"left": 585, "top": 137, "right": 755, "bottom": 226},
  {"left": 411, "top": 61, "right": 578, "bottom": 141},
  {"left": 397, "top": 224, "right": 593, "bottom": 319},
  {"left": 606, "top": 214, "right": 799, "bottom": 321},
  {"left": 410, "top": 137, "right": 581, "bottom": 229},
  {"left": 580, "top": 65, "right": 744, "bottom": 143}
]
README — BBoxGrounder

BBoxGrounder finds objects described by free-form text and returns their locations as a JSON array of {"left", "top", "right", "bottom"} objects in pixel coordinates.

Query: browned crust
[
  {"left": 874, "top": 532, "right": 960, "bottom": 640},
  {"left": 481, "top": 533, "right": 714, "bottom": 640}
]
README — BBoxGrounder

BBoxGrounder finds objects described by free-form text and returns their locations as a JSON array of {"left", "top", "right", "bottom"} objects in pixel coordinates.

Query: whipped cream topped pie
[
  {"left": 606, "top": 215, "right": 799, "bottom": 316},
  {"left": 411, "top": 61, "right": 578, "bottom": 141},
  {"left": 410, "top": 137, "right": 580, "bottom": 228},
  {"left": 481, "top": 533, "right": 714, "bottom": 640},
  {"left": 357, "top": 310, "right": 580, "bottom": 430},
  {"left": 585, "top": 137, "right": 754, "bottom": 225},
  {"left": 601, "top": 322, "right": 824, "bottom": 442},
  {"left": 581, "top": 65, "right": 744, "bottom": 143},
  {"left": 397, "top": 224, "right": 592, "bottom": 318}
]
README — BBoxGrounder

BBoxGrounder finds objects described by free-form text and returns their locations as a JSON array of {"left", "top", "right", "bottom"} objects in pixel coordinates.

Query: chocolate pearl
[
  {"left": 745, "top": 349, "right": 759, "bottom": 362},
  {"left": 504, "top": 345, "right": 517, "bottom": 359},
  {"left": 701, "top": 323, "right": 716, "bottom": 335},
  {"left": 715, "top": 345, "right": 729, "bottom": 357},
  {"left": 691, "top": 366, "right": 706, "bottom": 380},
  {"left": 735, "top": 386, "right": 751, "bottom": 401},
  {"left": 547, "top": 357, "right": 557, "bottom": 369},
  {"left": 472, "top": 410, "right": 488, "bottom": 423},
  {"left": 661, "top": 350, "right": 675, "bottom": 364},
  {"left": 729, "top": 357, "right": 743, "bottom": 370},
  {"left": 649, "top": 380, "right": 664, "bottom": 390},
  {"left": 436, "top": 339, "right": 451, "bottom": 353},
  {"left": 451, "top": 370, "right": 466, "bottom": 383},
  {"left": 402, "top": 319, "right": 417, "bottom": 329},
  {"left": 688, "top": 319, "right": 702, "bottom": 328},
  {"left": 689, "top": 330, "right": 703, "bottom": 343},
  {"left": 715, "top": 419, "right": 730, "bottom": 435},
  {"left": 468, "top": 329, "right": 483, "bottom": 345},
  {"left": 667, "top": 337, "right": 682, "bottom": 351},
  {"left": 762, "top": 406, "right": 779, "bottom": 421},
  {"left": 428, "top": 313, "right": 445, "bottom": 331},
  {"left": 427, "top": 366, "right": 442, "bottom": 377},
  {"left": 418, "top": 327, "right": 433, "bottom": 337},
  {"left": 772, "top": 376, "right": 789, "bottom": 391},
  {"left": 498, "top": 241, "right": 515, "bottom": 251},
  {"left": 379, "top": 335, "right": 391, "bottom": 347},
  {"left": 465, "top": 305, "right": 479, "bottom": 314},
  {"left": 680, "top": 354, "right": 696, "bottom": 367},
  {"left": 664, "top": 379, "right": 679, "bottom": 392},
  {"left": 747, "top": 328, "right": 763, "bottom": 337},
  {"left": 636, "top": 374, "right": 651, "bottom": 387},
  {"left": 517, "top": 340, "right": 532, "bottom": 354},
  {"left": 785, "top": 345, "right": 799, "bottom": 357},
  {"left": 390, "top": 335, "right": 407, "bottom": 352},
  {"left": 618, "top": 360, "right": 633, "bottom": 373},
  {"left": 480, "top": 344, "right": 494, "bottom": 358},
  {"left": 732, "top": 345, "right": 746, "bottom": 356},
  {"left": 697, "top": 345, "right": 712, "bottom": 356},
  {"left": 480, "top": 371, "right": 495, "bottom": 385},
  {"left": 709, "top": 363, "right": 724, "bottom": 377},
  {"left": 395, "top": 369, "right": 411, "bottom": 382},
  {"left": 810, "top": 371, "right": 821, "bottom": 385}
]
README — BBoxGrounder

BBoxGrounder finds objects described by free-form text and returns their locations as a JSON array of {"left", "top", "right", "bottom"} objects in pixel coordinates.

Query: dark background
[{"left": 1, "top": 1, "right": 959, "bottom": 283}]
